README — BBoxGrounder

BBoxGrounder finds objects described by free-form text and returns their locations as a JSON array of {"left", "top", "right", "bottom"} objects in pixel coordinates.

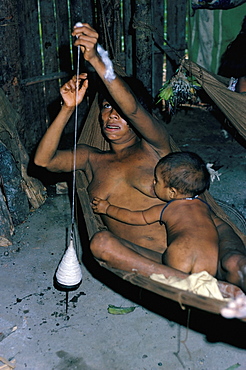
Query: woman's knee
[{"left": 90, "top": 230, "right": 114, "bottom": 259}]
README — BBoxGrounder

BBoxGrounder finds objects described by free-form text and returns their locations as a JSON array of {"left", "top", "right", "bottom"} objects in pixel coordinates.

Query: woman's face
[{"left": 100, "top": 100, "right": 136, "bottom": 143}]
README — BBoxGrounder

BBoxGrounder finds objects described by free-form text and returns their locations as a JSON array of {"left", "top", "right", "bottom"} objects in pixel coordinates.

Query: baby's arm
[{"left": 92, "top": 197, "right": 161, "bottom": 225}]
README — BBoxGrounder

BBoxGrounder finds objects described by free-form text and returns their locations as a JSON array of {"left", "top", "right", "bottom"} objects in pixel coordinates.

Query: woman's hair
[
  {"left": 156, "top": 151, "right": 210, "bottom": 196},
  {"left": 218, "top": 16, "right": 246, "bottom": 78},
  {"left": 97, "top": 76, "right": 153, "bottom": 113}
]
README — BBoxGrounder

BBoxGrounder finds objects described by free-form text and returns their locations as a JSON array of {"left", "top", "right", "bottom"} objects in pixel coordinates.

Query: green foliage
[
  {"left": 157, "top": 62, "right": 201, "bottom": 115},
  {"left": 107, "top": 304, "right": 136, "bottom": 315}
]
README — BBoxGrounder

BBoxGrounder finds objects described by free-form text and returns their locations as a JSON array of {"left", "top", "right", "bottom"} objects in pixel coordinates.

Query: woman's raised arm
[
  {"left": 34, "top": 74, "right": 88, "bottom": 172},
  {"left": 73, "top": 24, "right": 170, "bottom": 153}
]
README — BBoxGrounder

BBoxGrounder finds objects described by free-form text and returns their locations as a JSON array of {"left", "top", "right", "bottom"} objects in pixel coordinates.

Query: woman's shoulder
[{"left": 77, "top": 143, "right": 106, "bottom": 154}]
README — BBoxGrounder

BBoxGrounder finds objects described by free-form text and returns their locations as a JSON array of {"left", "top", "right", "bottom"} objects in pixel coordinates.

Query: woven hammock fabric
[{"left": 184, "top": 59, "right": 246, "bottom": 140}]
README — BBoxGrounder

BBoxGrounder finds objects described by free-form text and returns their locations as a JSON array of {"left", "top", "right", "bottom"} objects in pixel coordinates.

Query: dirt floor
[{"left": 0, "top": 106, "right": 246, "bottom": 370}]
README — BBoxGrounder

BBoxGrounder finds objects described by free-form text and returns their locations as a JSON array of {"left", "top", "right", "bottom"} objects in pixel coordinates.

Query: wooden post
[
  {"left": 152, "top": 0, "right": 164, "bottom": 97},
  {"left": 166, "top": 0, "right": 187, "bottom": 80},
  {"left": 39, "top": 0, "right": 60, "bottom": 124},
  {"left": 123, "top": 1, "right": 133, "bottom": 75},
  {"left": 70, "top": 0, "right": 94, "bottom": 27},
  {"left": 95, "top": 0, "right": 122, "bottom": 61},
  {"left": 17, "top": 0, "right": 47, "bottom": 153},
  {"left": 0, "top": 0, "right": 24, "bottom": 116},
  {"left": 133, "top": 0, "right": 153, "bottom": 94}
]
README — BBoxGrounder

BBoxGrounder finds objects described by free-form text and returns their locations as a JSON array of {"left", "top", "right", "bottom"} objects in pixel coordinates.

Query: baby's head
[{"left": 154, "top": 151, "right": 210, "bottom": 200}]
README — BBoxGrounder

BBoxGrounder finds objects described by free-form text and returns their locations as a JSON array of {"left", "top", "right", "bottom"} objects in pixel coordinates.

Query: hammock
[
  {"left": 76, "top": 63, "right": 246, "bottom": 320},
  {"left": 183, "top": 59, "right": 246, "bottom": 140}
]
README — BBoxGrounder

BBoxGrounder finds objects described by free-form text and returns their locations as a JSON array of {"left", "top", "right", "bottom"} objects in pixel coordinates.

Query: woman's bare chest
[{"left": 88, "top": 150, "right": 159, "bottom": 200}]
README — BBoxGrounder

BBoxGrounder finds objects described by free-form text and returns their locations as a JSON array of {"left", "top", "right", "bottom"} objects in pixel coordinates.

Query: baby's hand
[{"left": 91, "top": 197, "right": 110, "bottom": 214}]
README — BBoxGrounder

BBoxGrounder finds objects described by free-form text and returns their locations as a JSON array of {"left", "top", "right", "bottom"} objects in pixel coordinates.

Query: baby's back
[{"left": 162, "top": 198, "right": 219, "bottom": 275}]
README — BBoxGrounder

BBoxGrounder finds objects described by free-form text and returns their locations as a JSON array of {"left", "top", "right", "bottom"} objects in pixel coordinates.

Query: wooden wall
[{"left": 0, "top": 0, "right": 187, "bottom": 155}]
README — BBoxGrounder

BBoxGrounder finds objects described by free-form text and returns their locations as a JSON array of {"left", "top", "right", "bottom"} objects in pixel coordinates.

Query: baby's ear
[{"left": 169, "top": 187, "right": 177, "bottom": 199}]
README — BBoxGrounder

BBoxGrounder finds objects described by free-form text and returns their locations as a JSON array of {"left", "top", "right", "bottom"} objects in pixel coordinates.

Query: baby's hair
[{"left": 156, "top": 151, "right": 210, "bottom": 196}]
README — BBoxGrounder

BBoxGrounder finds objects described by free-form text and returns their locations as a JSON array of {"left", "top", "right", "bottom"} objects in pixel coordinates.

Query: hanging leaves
[{"left": 157, "top": 61, "right": 201, "bottom": 115}]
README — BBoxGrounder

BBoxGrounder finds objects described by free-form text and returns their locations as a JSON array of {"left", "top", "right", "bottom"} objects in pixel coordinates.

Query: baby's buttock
[{"left": 163, "top": 236, "right": 218, "bottom": 275}]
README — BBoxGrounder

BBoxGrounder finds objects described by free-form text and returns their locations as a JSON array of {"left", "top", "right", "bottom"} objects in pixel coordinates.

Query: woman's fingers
[
  {"left": 72, "top": 23, "right": 98, "bottom": 57},
  {"left": 62, "top": 74, "right": 88, "bottom": 93},
  {"left": 72, "top": 23, "right": 97, "bottom": 38}
]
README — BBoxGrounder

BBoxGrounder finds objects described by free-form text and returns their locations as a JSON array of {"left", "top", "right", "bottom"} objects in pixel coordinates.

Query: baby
[{"left": 92, "top": 151, "right": 219, "bottom": 276}]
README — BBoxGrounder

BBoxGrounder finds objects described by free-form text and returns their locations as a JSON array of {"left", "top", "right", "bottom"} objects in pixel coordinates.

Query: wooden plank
[
  {"left": 0, "top": 0, "right": 23, "bottom": 113},
  {"left": 95, "top": 0, "right": 114, "bottom": 57},
  {"left": 0, "top": 0, "right": 44, "bottom": 153},
  {"left": 166, "top": 0, "right": 187, "bottom": 80},
  {"left": 70, "top": 0, "right": 94, "bottom": 27},
  {"left": 123, "top": 0, "right": 133, "bottom": 75},
  {"left": 100, "top": 264, "right": 228, "bottom": 315},
  {"left": 17, "top": 0, "right": 47, "bottom": 153},
  {"left": 133, "top": 0, "right": 153, "bottom": 94},
  {"left": 39, "top": 0, "right": 58, "bottom": 73},
  {"left": 39, "top": 0, "right": 60, "bottom": 125},
  {"left": 152, "top": 0, "right": 164, "bottom": 97},
  {"left": 112, "top": 0, "right": 122, "bottom": 60},
  {"left": 17, "top": 1, "right": 42, "bottom": 78},
  {"left": 55, "top": 0, "right": 73, "bottom": 86}
]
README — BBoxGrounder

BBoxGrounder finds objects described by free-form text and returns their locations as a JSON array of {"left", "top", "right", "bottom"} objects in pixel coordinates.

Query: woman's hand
[
  {"left": 91, "top": 197, "right": 110, "bottom": 214},
  {"left": 60, "top": 73, "right": 88, "bottom": 108},
  {"left": 72, "top": 23, "right": 98, "bottom": 62}
]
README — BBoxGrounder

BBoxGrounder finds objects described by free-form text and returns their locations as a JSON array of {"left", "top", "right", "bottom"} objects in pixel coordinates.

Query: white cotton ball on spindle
[
  {"left": 75, "top": 22, "right": 83, "bottom": 27},
  {"left": 56, "top": 239, "right": 82, "bottom": 288}
]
